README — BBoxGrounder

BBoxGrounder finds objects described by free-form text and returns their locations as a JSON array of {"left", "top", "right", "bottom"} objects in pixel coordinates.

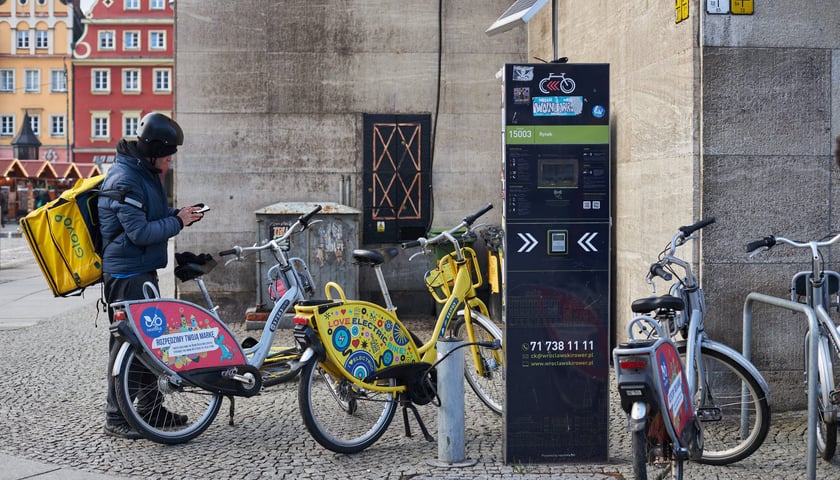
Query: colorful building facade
[
  {"left": 0, "top": 0, "right": 78, "bottom": 220},
  {"left": 72, "top": 0, "right": 174, "bottom": 166},
  {"left": 0, "top": 0, "right": 75, "bottom": 163}
]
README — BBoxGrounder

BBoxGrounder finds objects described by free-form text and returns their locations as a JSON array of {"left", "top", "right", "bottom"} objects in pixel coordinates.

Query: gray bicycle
[
  {"left": 747, "top": 232, "right": 840, "bottom": 460},
  {"left": 616, "top": 219, "right": 771, "bottom": 479}
]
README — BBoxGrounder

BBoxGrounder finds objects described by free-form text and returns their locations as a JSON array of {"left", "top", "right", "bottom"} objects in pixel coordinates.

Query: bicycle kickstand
[{"left": 400, "top": 398, "right": 434, "bottom": 442}]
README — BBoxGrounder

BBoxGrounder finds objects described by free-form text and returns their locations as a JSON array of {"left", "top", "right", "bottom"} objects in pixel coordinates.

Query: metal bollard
[{"left": 428, "top": 337, "right": 477, "bottom": 468}]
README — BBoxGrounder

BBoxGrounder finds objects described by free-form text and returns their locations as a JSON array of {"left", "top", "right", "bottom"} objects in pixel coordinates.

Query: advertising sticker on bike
[{"left": 124, "top": 299, "right": 247, "bottom": 371}]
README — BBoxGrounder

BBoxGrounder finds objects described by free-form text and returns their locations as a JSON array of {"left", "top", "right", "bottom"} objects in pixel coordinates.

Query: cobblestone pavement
[{"left": 1, "top": 231, "right": 839, "bottom": 479}]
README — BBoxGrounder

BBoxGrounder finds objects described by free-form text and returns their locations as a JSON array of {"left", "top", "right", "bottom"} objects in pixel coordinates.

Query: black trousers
[{"left": 104, "top": 271, "right": 159, "bottom": 424}]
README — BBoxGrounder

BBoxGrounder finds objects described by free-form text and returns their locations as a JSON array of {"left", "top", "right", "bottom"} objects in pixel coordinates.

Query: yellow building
[{"left": 0, "top": 0, "right": 74, "bottom": 163}]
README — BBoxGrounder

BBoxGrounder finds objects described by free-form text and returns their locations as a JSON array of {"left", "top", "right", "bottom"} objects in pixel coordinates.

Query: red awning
[
  {"left": 0, "top": 159, "right": 27, "bottom": 177},
  {"left": 75, "top": 163, "right": 102, "bottom": 178},
  {"left": 19, "top": 160, "right": 59, "bottom": 179},
  {"left": 54, "top": 163, "right": 83, "bottom": 180}
]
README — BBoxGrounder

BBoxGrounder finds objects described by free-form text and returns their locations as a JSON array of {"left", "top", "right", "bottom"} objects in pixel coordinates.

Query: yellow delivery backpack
[{"left": 20, "top": 174, "right": 133, "bottom": 297}]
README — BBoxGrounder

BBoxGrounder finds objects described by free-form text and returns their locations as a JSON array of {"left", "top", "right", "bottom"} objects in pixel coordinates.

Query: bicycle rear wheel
[
  {"left": 679, "top": 344, "right": 770, "bottom": 465},
  {"left": 298, "top": 360, "right": 397, "bottom": 453},
  {"left": 115, "top": 343, "right": 223, "bottom": 444},
  {"left": 451, "top": 311, "right": 505, "bottom": 415},
  {"left": 631, "top": 418, "right": 683, "bottom": 480}
]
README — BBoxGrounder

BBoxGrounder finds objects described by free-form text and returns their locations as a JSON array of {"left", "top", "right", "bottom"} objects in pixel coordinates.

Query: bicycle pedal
[
  {"left": 830, "top": 389, "right": 840, "bottom": 405},
  {"left": 697, "top": 407, "right": 722, "bottom": 422}
]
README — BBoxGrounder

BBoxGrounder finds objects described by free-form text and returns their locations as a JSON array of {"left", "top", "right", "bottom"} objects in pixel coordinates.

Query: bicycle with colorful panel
[
  {"left": 106, "top": 205, "right": 322, "bottom": 444},
  {"left": 291, "top": 204, "right": 504, "bottom": 453},
  {"left": 613, "top": 218, "right": 771, "bottom": 479}
]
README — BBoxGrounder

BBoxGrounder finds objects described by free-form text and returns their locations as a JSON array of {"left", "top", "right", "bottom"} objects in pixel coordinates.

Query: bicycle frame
[
  {"left": 295, "top": 240, "right": 494, "bottom": 395},
  {"left": 293, "top": 205, "right": 500, "bottom": 395},
  {"left": 110, "top": 206, "right": 322, "bottom": 395}
]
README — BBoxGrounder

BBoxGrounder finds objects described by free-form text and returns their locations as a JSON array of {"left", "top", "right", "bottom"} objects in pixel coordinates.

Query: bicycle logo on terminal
[{"left": 538, "top": 72, "right": 576, "bottom": 94}]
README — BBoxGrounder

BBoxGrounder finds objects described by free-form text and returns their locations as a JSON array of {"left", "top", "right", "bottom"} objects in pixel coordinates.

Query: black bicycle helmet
[{"left": 136, "top": 112, "right": 184, "bottom": 158}]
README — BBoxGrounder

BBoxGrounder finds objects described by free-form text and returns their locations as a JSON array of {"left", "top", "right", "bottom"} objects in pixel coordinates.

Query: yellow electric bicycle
[{"left": 292, "top": 204, "right": 504, "bottom": 453}]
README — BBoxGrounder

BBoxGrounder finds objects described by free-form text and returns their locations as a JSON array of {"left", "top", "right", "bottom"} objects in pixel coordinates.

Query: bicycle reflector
[
  {"left": 618, "top": 357, "right": 648, "bottom": 371},
  {"left": 293, "top": 315, "right": 309, "bottom": 326},
  {"left": 114, "top": 310, "right": 127, "bottom": 322}
]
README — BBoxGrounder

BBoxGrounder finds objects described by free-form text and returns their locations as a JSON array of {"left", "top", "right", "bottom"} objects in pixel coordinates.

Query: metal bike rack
[{"left": 743, "top": 292, "right": 818, "bottom": 480}]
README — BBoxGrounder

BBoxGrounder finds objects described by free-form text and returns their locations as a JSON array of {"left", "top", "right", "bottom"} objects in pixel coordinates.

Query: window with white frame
[
  {"left": 0, "top": 70, "right": 14, "bottom": 92},
  {"left": 50, "top": 69, "right": 67, "bottom": 92},
  {"left": 16, "top": 31, "right": 30, "bottom": 49},
  {"left": 122, "top": 69, "right": 140, "bottom": 93},
  {"left": 92, "top": 69, "right": 110, "bottom": 92},
  {"left": 123, "top": 114, "right": 140, "bottom": 137},
  {"left": 29, "top": 115, "right": 40, "bottom": 136},
  {"left": 124, "top": 0, "right": 139, "bottom": 9},
  {"left": 123, "top": 31, "right": 140, "bottom": 50},
  {"left": 35, "top": 31, "right": 49, "bottom": 49},
  {"left": 50, "top": 115, "right": 65, "bottom": 137},
  {"left": 24, "top": 69, "right": 40, "bottom": 93},
  {"left": 149, "top": 31, "right": 166, "bottom": 50},
  {"left": 92, "top": 115, "right": 110, "bottom": 139},
  {"left": 99, "top": 31, "right": 115, "bottom": 50},
  {"left": 153, "top": 69, "right": 171, "bottom": 92},
  {"left": 0, "top": 116, "right": 14, "bottom": 136},
  {"left": 150, "top": 0, "right": 165, "bottom": 10}
]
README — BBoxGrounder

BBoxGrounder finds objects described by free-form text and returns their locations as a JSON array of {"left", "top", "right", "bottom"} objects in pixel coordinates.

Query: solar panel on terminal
[{"left": 485, "top": 0, "right": 549, "bottom": 36}]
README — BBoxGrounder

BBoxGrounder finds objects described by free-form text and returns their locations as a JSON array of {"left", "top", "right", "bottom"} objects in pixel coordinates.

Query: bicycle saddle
[
  {"left": 631, "top": 295, "right": 684, "bottom": 314},
  {"left": 352, "top": 248, "right": 399, "bottom": 266},
  {"left": 174, "top": 252, "right": 217, "bottom": 282}
]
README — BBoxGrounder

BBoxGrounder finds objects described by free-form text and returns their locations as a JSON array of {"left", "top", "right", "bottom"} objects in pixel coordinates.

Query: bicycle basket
[{"left": 424, "top": 247, "right": 482, "bottom": 303}]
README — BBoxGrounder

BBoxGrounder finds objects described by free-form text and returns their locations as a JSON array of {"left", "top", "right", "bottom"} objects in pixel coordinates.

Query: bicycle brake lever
[
  {"left": 224, "top": 257, "right": 240, "bottom": 267},
  {"left": 408, "top": 250, "right": 426, "bottom": 262},
  {"left": 747, "top": 247, "right": 768, "bottom": 259}
]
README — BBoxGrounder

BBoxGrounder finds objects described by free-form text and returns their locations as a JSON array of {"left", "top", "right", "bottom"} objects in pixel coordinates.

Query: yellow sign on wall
[
  {"left": 731, "top": 0, "right": 754, "bottom": 15},
  {"left": 675, "top": 0, "right": 689, "bottom": 23}
]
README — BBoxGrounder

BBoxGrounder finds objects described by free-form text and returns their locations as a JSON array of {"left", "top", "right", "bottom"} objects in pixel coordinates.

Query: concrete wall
[
  {"left": 172, "top": 1, "right": 525, "bottom": 319},
  {"left": 702, "top": 3, "right": 840, "bottom": 409},
  {"left": 529, "top": 3, "right": 698, "bottom": 339},
  {"left": 530, "top": 2, "right": 839, "bottom": 410}
]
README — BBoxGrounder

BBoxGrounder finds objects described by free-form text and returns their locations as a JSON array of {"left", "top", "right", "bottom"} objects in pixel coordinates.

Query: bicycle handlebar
[
  {"left": 745, "top": 232, "right": 840, "bottom": 256},
  {"left": 219, "top": 205, "right": 322, "bottom": 258},
  {"left": 679, "top": 217, "right": 716, "bottom": 238},
  {"left": 400, "top": 204, "right": 493, "bottom": 251},
  {"left": 745, "top": 236, "right": 776, "bottom": 253},
  {"left": 650, "top": 263, "right": 673, "bottom": 281}
]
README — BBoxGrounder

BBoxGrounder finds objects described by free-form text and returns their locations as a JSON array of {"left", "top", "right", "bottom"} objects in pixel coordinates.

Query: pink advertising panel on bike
[
  {"left": 127, "top": 299, "right": 247, "bottom": 371},
  {"left": 654, "top": 341, "right": 693, "bottom": 437}
]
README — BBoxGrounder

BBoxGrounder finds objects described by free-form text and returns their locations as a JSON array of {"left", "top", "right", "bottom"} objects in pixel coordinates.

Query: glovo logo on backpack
[{"left": 53, "top": 212, "right": 86, "bottom": 260}]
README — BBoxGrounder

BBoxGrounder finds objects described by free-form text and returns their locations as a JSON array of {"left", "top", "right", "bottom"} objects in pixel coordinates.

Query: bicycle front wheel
[
  {"left": 115, "top": 343, "right": 223, "bottom": 444},
  {"left": 451, "top": 310, "right": 505, "bottom": 415},
  {"left": 298, "top": 360, "right": 397, "bottom": 453},
  {"left": 807, "top": 330, "right": 837, "bottom": 460},
  {"left": 679, "top": 344, "right": 770, "bottom": 465}
]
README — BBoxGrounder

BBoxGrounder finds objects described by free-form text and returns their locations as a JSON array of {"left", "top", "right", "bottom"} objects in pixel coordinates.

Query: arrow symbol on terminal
[
  {"left": 577, "top": 232, "right": 598, "bottom": 252},
  {"left": 517, "top": 233, "right": 538, "bottom": 253}
]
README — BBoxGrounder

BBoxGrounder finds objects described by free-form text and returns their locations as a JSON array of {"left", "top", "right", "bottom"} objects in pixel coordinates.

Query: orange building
[
  {"left": 0, "top": 0, "right": 77, "bottom": 220},
  {"left": 0, "top": 0, "right": 75, "bottom": 163}
]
